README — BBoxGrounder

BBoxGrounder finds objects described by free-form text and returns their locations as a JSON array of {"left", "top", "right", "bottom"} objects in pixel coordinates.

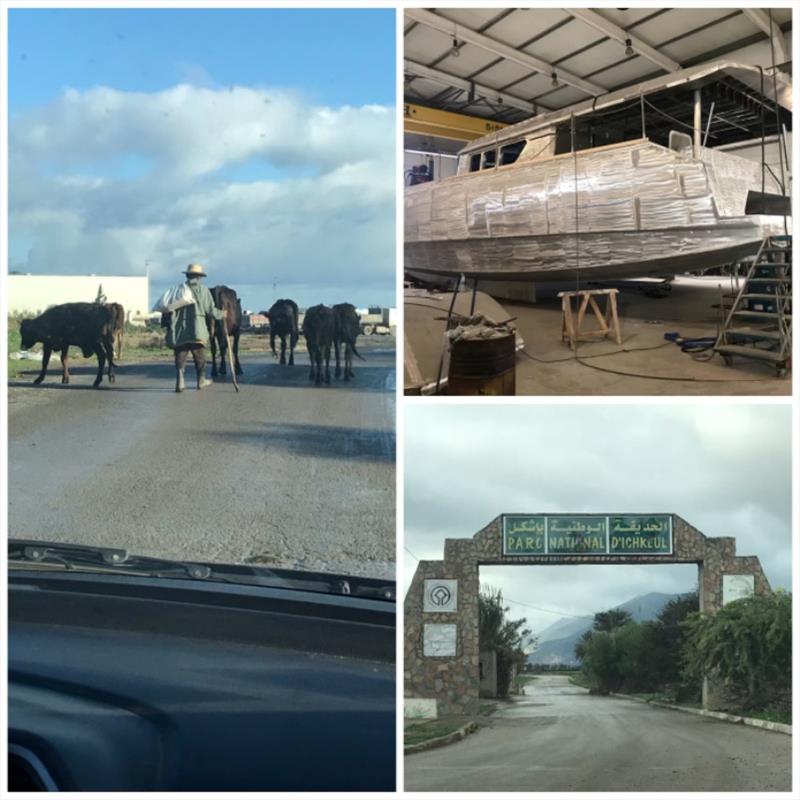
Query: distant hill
[{"left": 527, "top": 592, "right": 682, "bottom": 667}]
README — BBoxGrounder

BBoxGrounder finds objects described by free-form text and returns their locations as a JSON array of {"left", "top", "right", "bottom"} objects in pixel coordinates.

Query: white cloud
[
  {"left": 9, "top": 83, "right": 395, "bottom": 309},
  {"left": 404, "top": 405, "right": 793, "bottom": 634}
]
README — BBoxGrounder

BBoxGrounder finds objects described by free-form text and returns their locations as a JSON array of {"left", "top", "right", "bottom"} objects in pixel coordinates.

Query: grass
[
  {"left": 743, "top": 707, "right": 791, "bottom": 725},
  {"left": 515, "top": 674, "right": 539, "bottom": 691},
  {"left": 7, "top": 327, "right": 27, "bottom": 379},
  {"left": 405, "top": 700, "right": 495, "bottom": 748},
  {"left": 568, "top": 673, "right": 593, "bottom": 690},
  {"left": 404, "top": 719, "right": 468, "bottom": 747}
]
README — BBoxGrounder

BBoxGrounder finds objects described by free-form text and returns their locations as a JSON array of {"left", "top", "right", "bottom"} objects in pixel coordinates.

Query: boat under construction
[{"left": 404, "top": 61, "right": 792, "bottom": 283}]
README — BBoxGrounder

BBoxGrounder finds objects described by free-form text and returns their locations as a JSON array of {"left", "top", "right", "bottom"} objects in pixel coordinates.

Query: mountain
[{"left": 527, "top": 592, "right": 682, "bottom": 667}]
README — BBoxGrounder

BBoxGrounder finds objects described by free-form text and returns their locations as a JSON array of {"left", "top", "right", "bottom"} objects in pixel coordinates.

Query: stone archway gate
[{"left": 405, "top": 513, "right": 771, "bottom": 718}]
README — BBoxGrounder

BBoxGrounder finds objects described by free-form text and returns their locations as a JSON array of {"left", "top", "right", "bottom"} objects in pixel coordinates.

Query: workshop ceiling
[{"left": 404, "top": 7, "right": 793, "bottom": 125}]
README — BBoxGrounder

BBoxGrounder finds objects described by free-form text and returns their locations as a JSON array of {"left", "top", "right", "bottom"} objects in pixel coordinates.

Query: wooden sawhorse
[{"left": 558, "top": 288, "right": 622, "bottom": 350}]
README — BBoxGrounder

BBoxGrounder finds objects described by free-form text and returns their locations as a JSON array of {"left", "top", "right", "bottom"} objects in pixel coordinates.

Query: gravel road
[
  {"left": 405, "top": 675, "right": 791, "bottom": 792},
  {"left": 8, "top": 345, "right": 395, "bottom": 579}
]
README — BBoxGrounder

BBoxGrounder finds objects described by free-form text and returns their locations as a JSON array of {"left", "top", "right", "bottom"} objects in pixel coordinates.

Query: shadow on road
[
  {"left": 206, "top": 422, "right": 396, "bottom": 462},
  {"left": 253, "top": 364, "right": 394, "bottom": 393},
  {"left": 11, "top": 356, "right": 395, "bottom": 394}
]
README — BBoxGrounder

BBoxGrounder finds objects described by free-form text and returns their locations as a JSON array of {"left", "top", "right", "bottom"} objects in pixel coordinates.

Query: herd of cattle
[{"left": 16, "top": 286, "right": 365, "bottom": 389}]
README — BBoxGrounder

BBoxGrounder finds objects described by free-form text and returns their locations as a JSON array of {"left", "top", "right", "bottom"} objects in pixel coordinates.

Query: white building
[{"left": 8, "top": 274, "right": 150, "bottom": 323}]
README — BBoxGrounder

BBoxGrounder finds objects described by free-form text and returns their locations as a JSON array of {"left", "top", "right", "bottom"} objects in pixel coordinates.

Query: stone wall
[{"left": 405, "top": 513, "right": 772, "bottom": 717}]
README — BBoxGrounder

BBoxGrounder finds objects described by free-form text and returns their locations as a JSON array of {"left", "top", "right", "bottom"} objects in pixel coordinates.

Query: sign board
[
  {"left": 503, "top": 514, "right": 672, "bottom": 556},
  {"left": 423, "top": 579, "right": 458, "bottom": 613},
  {"left": 423, "top": 624, "right": 457, "bottom": 657},
  {"left": 722, "top": 574, "right": 755, "bottom": 605}
]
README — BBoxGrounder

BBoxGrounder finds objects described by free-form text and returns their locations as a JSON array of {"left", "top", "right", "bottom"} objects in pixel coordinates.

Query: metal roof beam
[
  {"left": 742, "top": 9, "right": 789, "bottom": 64},
  {"left": 404, "top": 59, "right": 548, "bottom": 115},
  {"left": 568, "top": 8, "right": 681, "bottom": 72},
  {"left": 405, "top": 8, "right": 604, "bottom": 98}
]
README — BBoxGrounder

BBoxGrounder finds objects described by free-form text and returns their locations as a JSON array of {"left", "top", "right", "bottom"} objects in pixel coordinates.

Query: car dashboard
[{"left": 8, "top": 568, "right": 396, "bottom": 791}]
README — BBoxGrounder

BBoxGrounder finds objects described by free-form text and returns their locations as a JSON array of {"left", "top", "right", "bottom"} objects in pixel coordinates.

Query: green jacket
[{"left": 165, "top": 279, "right": 225, "bottom": 348}]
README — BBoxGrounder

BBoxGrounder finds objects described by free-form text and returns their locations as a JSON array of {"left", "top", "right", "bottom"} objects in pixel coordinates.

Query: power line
[{"left": 405, "top": 545, "right": 593, "bottom": 621}]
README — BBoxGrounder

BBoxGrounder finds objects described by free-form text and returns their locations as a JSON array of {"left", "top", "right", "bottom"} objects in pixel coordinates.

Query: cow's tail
[
  {"left": 351, "top": 339, "right": 366, "bottom": 361},
  {"left": 102, "top": 308, "right": 118, "bottom": 368},
  {"left": 104, "top": 330, "right": 118, "bottom": 369}
]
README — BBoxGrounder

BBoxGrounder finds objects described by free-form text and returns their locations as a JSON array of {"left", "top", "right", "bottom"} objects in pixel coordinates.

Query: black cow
[
  {"left": 106, "top": 302, "right": 125, "bottom": 361},
  {"left": 19, "top": 302, "right": 117, "bottom": 388},
  {"left": 302, "top": 304, "right": 334, "bottom": 386},
  {"left": 209, "top": 285, "right": 243, "bottom": 377},
  {"left": 266, "top": 299, "right": 299, "bottom": 365},
  {"left": 332, "top": 303, "right": 365, "bottom": 381}
]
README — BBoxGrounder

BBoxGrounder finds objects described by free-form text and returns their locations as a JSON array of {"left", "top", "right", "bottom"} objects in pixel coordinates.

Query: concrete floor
[{"left": 493, "top": 276, "right": 791, "bottom": 395}]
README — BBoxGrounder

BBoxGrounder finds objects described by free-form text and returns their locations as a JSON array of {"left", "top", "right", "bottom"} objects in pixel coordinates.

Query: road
[
  {"left": 8, "top": 345, "right": 395, "bottom": 579},
  {"left": 405, "top": 675, "right": 791, "bottom": 792}
]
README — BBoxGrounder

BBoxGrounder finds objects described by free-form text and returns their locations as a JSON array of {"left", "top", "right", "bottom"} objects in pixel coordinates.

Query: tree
[
  {"left": 478, "top": 585, "right": 536, "bottom": 698},
  {"left": 651, "top": 592, "right": 700, "bottom": 700},
  {"left": 682, "top": 591, "right": 791, "bottom": 710},
  {"left": 593, "top": 608, "right": 632, "bottom": 632}
]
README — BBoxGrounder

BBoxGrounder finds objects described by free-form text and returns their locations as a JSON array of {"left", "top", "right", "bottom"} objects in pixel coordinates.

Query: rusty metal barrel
[{"left": 447, "top": 333, "right": 516, "bottom": 395}]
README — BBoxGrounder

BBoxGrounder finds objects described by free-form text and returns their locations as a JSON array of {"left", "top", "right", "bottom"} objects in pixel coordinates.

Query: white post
[{"left": 693, "top": 88, "right": 702, "bottom": 158}]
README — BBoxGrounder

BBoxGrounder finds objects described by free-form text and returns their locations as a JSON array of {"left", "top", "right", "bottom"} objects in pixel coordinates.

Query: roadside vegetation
[
  {"left": 479, "top": 585, "right": 536, "bottom": 699},
  {"left": 404, "top": 719, "right": 468, "bottom": 747},
  {"left": 7, "top": 320, "right": 25, "bottom": 379},
  {"left": 682, "top": 591, "right": 791, "bottom": 723},
  {"left": 574, "top": 591, "right": 791, "bottom": 723}
]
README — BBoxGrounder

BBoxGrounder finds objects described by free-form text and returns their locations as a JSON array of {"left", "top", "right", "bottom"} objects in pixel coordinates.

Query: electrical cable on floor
[
  {"left": 520, "top": 341, "right": 672, "bottom": 365},
  {"left": 571, "top": 357, "right": 774, "bottom": 383}
]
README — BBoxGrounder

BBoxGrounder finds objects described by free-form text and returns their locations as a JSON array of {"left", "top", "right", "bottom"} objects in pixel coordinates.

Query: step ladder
[{"left": 714, "top": 235, "right": 792, "bottom": 377}]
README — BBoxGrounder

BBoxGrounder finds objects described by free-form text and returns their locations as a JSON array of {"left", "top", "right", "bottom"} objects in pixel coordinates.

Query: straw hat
[{"left": 184, "top": 263, "right": 207, "bottom": 277}]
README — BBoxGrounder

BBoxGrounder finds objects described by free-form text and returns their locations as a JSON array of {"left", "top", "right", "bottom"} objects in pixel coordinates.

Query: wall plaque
[
  {"left": 423, "top": 624, "right": 457, "bottom": 657},
  {"left": 424, "top": 579, "right": 458, "bottom": 613},
  {"left": 722, "top": 574, "right": 755, "bottom": 605}
]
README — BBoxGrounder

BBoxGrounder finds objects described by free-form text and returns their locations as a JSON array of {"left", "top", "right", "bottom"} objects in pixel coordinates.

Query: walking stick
[{"left": 225, "top": 327, "right": 240, "bottom": 393}]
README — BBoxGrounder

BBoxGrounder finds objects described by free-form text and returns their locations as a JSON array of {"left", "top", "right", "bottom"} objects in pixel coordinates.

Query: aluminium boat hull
[{"left": 404, "top": 139, "right": 789, "bottom": 282}]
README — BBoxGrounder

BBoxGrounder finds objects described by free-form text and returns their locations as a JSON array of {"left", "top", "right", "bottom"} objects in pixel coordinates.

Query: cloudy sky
[
  {"left": 8, "top": 8, "right": 395, "bottom": 311},
  {"left": 405, "top": 403, "right": 793, "bottom": 638}
]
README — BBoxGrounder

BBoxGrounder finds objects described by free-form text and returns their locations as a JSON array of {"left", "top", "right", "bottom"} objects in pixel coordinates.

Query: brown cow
[
  {"left": 302, "top": 305, "right": 334, "bottom": 386},
  {"left": 332, "top": 303, "right": 366, "bottom": 381},
  {"left": 19, "top": 303, "right": 117, "bottom": 388},
  {"left": 105, "top": 302, "right": 125, "bottom": 361},
  {"left": 209, "top": 285, "right": 243, "bottom": 377},
  {"left": 266, "top": 299, "right": 299, "bottom": 365}
]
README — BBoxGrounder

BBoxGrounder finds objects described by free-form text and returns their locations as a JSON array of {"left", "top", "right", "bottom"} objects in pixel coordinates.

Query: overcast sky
[
  {"left": 405, "top": 403, "right": 793, "bottom": 637},
  {"left": 8, "top": 8, "right": 395, "bottom": 311}
]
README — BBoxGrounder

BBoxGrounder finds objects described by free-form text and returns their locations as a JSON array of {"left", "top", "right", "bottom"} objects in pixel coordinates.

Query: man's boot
[
  {"left": 196, "top": 365, "right": 212, "bottom": 389},
  {"left": 175, "top": 367, "right": 185, "bottom": 393}
]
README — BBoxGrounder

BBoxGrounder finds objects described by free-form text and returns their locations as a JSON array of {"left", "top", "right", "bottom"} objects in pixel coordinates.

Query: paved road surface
[
  {"left": 8, "top": 346, "right": 395, "bottom": 579},
  {"left": 405, "top": 675, "right": 791, "bottom": 792}
]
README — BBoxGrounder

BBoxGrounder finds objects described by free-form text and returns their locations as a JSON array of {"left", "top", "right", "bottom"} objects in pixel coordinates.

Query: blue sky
[
  {"left": 9, "top": 8, "right": 395, "bottom": 111},
  {"left": 8, "top": 8, "right": 396, "bottom": 311}
]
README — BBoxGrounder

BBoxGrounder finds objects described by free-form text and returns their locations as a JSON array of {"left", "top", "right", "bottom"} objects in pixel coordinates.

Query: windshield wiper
[{"left": 8, "top": 540, "right": 395, "bottom": 601}]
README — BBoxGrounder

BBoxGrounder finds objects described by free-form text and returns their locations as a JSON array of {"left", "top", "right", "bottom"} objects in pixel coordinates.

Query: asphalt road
[
  {"left": 8, "top": 344, "right": 395, "bottom": 579},
  {"left": 405, "top": 675, "right": 792, "bottom": 792}
]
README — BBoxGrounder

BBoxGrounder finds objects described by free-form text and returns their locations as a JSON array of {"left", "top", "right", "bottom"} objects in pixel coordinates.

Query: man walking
[{"left": 163, "top": 263, "right": 225, "bottom": 392}]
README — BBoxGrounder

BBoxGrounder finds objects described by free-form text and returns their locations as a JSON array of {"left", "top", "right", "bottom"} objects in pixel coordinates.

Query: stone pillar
[
  {"left": 403, "top": 538, "right": 480, "bottom": 718},
  {"left": 700, "top": 538, "right": 772, "bottom": 710}
]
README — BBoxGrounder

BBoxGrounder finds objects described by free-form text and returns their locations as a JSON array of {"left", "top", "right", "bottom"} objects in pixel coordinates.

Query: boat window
[
  {"left": 469, "top": 153, "right": 481, "bottom": 172},
  {"left": 668, "top": 130, "right": 693, "bottom": 154},
  {"left": 500, "top": 141, "right": 525, "bottom": 166},
  {"left": 482, "top": 149, "right": 497, "bottom": 169}
]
